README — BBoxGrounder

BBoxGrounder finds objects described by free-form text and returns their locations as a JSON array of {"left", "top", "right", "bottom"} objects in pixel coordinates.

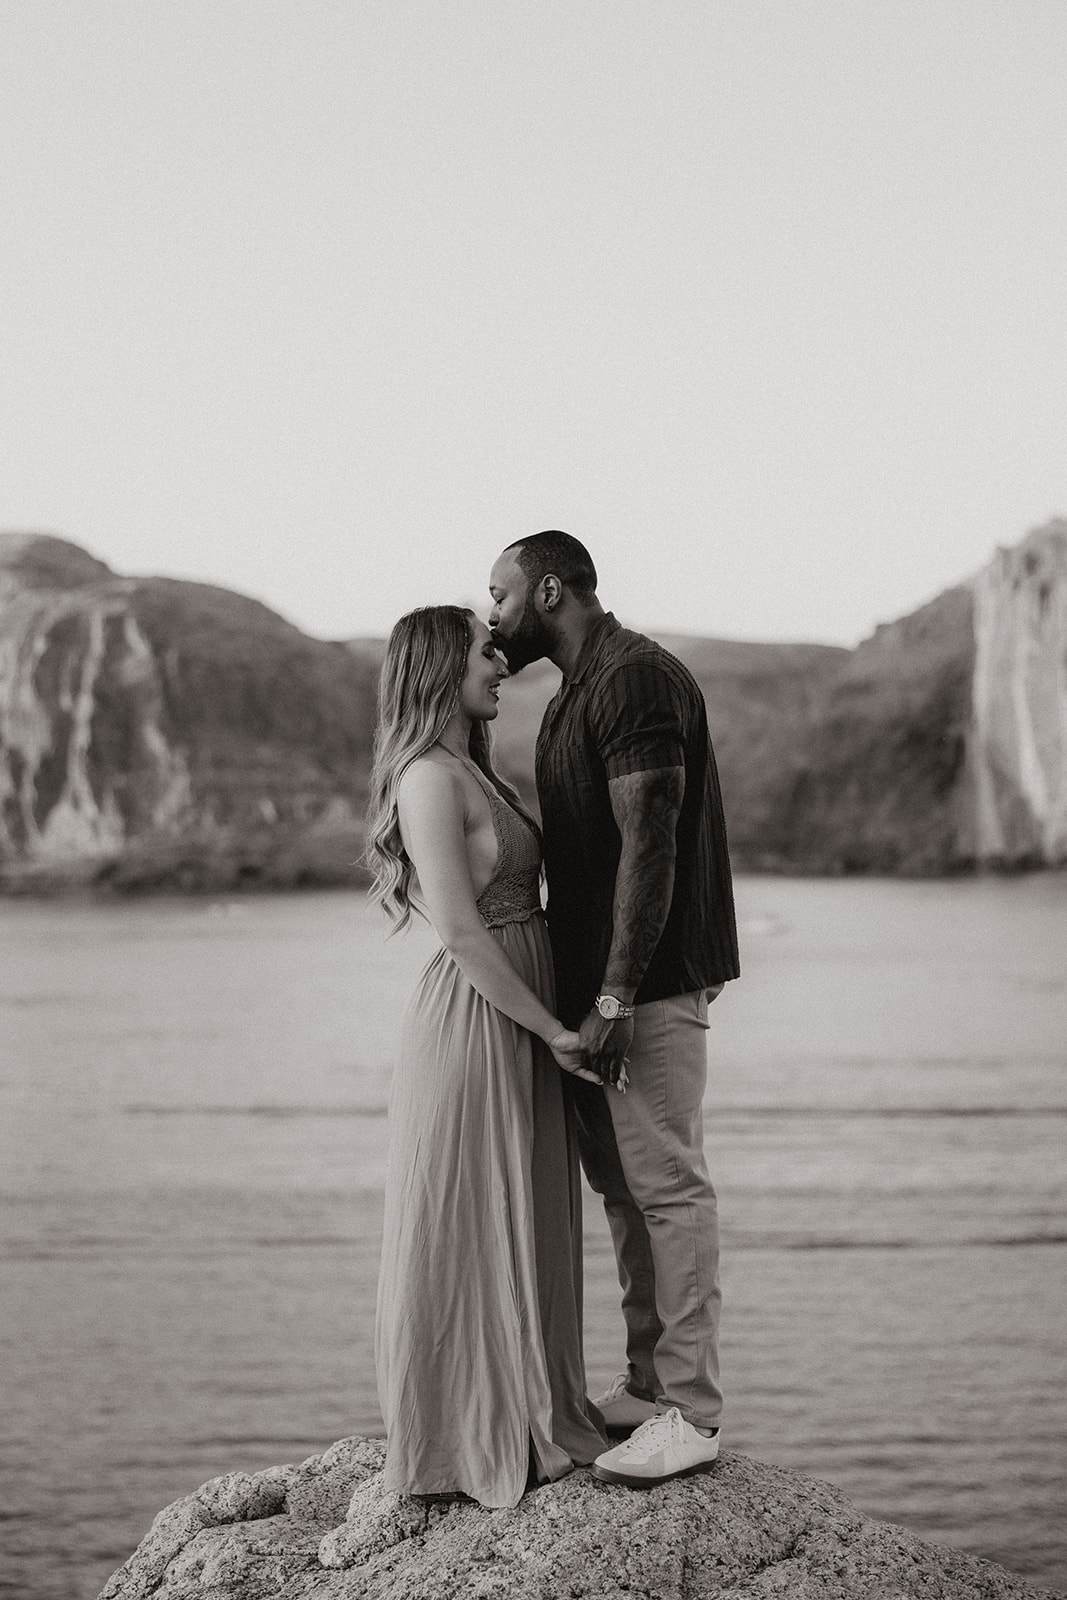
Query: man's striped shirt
[{"left": 535, "top": 612, "right": 740, "bottom": 1028}]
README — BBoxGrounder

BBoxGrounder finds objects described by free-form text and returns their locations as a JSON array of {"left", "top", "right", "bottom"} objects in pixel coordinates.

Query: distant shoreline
[{"left": 3, "top": 849, "right": 1062, "bottom": 899}]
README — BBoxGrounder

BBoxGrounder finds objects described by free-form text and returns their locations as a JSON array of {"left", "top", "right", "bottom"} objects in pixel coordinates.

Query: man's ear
[{"left": 539, "top": 574, "right": 563, "bottom": 612}]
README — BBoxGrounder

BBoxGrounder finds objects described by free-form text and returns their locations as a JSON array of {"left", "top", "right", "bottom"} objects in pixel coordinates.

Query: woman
[{"left": 365, "top": 605, "right": 609, "bottom": 1508}]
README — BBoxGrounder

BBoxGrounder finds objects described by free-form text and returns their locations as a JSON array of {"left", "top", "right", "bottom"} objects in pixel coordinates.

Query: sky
[{"left": 2, "top": 0, "right": 1066, "bottom": 645}]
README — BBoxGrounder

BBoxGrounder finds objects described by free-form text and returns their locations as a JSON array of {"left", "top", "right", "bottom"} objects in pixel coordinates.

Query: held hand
[
  {"left": 547, "top": 1029, "right": 603, "bottom": 1085},
  {"left": 578, "top": 1008, "right": 633, "bottom": 1092}
]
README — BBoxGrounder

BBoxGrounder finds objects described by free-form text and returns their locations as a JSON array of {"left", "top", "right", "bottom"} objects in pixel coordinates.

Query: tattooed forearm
[{"left": 602, "top": 766, "right": 685, "bottom": 994}]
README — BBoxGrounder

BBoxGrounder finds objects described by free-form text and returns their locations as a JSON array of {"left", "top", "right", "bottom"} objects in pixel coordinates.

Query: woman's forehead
[{"left": 468, "top": 616, "right": 492, "bottom": 647}]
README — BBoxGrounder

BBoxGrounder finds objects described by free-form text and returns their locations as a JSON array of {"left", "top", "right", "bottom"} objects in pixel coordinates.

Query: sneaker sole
[{"left": 592, "top": 1457, "right": 719, "bottom": 1489}]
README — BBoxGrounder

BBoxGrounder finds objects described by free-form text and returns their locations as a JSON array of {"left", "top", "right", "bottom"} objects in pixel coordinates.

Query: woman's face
[{"left": 458, "top": 617, "right": 508, "bottom": 723}]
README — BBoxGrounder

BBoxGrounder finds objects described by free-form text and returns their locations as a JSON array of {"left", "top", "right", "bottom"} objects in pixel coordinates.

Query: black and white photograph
[{"left": 2, "top": 4, "right": 1065, "bottom": 1598}]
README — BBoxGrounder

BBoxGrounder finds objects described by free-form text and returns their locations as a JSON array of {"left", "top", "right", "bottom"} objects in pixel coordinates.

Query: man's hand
[
  {"left": 578, "top": 1007, "right": 633, "bottom": 1090},
  {"left": 547, "top": 1029, "right": 604, "bottom": 1085}
]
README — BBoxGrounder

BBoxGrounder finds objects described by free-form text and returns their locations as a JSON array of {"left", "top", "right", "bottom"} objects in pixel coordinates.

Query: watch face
[{"left": 597, "top": 996, "right": 620, "bottom": 1019}]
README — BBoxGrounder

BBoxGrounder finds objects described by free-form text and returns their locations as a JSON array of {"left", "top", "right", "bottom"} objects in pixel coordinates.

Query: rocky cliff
[
  {"left": 98, "top": 1434, "right": 1061, "bottom": 1600},
  {"left": 747, "top": 521, "right": 1067, "bottom": 874},
  {"left": 0, "top": 533, "right": 378, "bottom": 891},
  {"left": 2, "top": 523, "right": 1065, "bottom": 890},
  {"left": 969, "top": 524, "right": 1067, "bottom": 866}
]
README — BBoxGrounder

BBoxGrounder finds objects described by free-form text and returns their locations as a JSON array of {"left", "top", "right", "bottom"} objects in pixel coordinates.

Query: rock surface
[
  {"left": 969, "top": 523, "right": 1067, "bottom": 865},
  {"left": 98, "top": 1436, "right": 1061, "bottom": 1600}
]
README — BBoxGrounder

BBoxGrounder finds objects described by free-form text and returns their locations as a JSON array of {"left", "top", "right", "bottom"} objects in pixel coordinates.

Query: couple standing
[{"left": 366, "top": 531, "right": 740, "bottom": 1506}]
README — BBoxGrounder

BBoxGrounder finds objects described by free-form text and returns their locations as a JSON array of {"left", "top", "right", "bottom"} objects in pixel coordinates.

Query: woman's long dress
[{"left": 375, "top": 766, "right": 606, "bottom": 1507}]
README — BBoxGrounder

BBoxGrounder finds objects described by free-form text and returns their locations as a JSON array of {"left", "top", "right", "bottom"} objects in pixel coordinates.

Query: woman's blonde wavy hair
[{"left": 364, "top": 605, "right": 530, "bottom": 931}]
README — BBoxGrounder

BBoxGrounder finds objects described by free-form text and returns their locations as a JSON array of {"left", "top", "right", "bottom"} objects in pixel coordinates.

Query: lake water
[{"left": 1, "top": 876, "right": 1065, "bottom": 1599}]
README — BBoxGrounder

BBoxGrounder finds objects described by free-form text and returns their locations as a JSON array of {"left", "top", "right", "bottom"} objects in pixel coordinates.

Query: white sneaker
[
  {"left": 592, "top": 1406, "right": 720, "bottom": 1487},
  {"left": 592, "top": 1373, "right": 660, "bottom": 1438}
]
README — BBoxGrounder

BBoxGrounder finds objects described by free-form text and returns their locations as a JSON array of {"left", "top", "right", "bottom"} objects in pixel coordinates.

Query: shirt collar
[{"left": 564, "top": 611, "right": 620, "bottom": 688}]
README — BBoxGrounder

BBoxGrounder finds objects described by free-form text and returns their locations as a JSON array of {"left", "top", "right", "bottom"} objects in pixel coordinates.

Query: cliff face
[
  {"left": 0, "top": 534, "right": 378, "bottom": 891},
  {"left": 658, "top": 524, "right": 1067, "bottom": 874},
  {"left": 969, "top": 523, "right": 1067, "bottom": 866},
  {"left": 768, "top": 519, "right": 1067, "bottom": 875},
  {"left": 98, "top": 1434, "right": 1061, "bottom": 1600}
]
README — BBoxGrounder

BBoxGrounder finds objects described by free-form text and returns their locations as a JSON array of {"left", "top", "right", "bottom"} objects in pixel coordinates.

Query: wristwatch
[{"left": 595, "top": 994, "right": 636, "bottom": 1020}]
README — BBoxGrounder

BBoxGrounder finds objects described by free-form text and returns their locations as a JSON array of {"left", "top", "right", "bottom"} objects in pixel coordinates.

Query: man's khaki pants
[{"left": 569, "top": 989, "right": 723, "bottom": 1430}]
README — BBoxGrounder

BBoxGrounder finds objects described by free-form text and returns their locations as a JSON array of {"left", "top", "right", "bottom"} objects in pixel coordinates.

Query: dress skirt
[{"left": 375, "top": 910, "right": 605, "bottom": 1507}]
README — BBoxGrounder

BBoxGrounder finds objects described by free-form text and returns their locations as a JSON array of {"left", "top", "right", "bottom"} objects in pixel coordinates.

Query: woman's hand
[{"left": 547, "top": 1029, "right": 604, "bottom": 1085}]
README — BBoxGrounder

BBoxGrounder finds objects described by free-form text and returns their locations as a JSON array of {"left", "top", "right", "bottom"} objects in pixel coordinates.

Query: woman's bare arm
[{"left": 397, "top": 760, "right": 597, "bottom": 1077}]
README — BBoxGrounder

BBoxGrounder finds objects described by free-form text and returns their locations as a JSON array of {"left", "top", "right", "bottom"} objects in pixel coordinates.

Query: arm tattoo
[{"left": 603, "top": 766, "right": 685, "bottom": 994}]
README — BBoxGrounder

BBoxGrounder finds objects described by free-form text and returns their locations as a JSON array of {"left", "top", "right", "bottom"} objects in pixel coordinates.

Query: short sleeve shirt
[{"left": 535, "top": 613, "right": 740, "bottom": 1027}]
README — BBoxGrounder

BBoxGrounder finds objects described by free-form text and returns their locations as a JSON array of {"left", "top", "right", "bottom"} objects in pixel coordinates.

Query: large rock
[
  {"left": 98, "top": 1436, "right": 1060, "bottom": 1600},
  {"left": 0, "top": 533, "right": 379, "bottom": 892}
]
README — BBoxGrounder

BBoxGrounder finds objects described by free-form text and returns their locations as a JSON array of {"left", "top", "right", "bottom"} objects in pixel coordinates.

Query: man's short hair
[{"left": 505, "top": 530, "right": 598, "bottom": 604}]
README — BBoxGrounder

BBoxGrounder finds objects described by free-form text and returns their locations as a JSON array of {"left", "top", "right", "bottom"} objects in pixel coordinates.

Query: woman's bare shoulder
[{"left": 396, "top": 751, "right": 466, "bottom": 807}]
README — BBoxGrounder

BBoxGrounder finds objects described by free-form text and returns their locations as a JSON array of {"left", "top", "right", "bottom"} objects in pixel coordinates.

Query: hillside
[
  {"left": 1, "top": 522, "right": 1065, "bottom": 891},
  {"left": 487, "top": 638, "right": 852, "bottom": 869}
]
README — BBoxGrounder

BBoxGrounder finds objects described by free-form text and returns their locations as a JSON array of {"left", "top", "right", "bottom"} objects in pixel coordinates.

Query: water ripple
[{"left": 123, "top": 1102, "right": 388, "bottom": 1118}]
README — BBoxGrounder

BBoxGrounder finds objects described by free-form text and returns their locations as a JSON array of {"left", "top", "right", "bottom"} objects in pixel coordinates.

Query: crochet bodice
[{"left": 462, "top": 762, "right": 542, "bottom": 929}]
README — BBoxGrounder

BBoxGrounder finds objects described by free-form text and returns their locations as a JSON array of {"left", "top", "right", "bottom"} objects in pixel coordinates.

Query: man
[{"left": 489, "top": 530, "right": 740, "bottom": 1489}]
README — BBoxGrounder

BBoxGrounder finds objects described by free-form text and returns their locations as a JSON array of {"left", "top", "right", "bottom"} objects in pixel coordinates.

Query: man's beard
[{"left": 492, "top": 595, "right": 552, "bottom": 674}]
